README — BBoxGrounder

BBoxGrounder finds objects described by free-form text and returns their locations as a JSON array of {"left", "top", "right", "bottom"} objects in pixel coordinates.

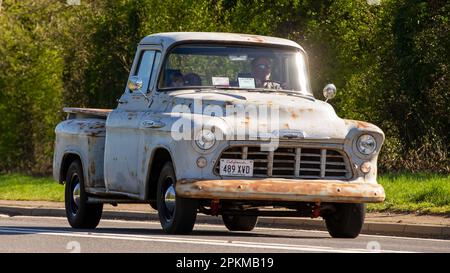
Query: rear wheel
[
  {"left": 156, "top": 162, "right": 198, "bottom": 234},
  {"left": 222, "top": 215, "right": 258, "bottom": 231},
  {"left": 65, "top": 159, "right": 103, "bottom": 229},
  {"left": 324, "top": 203, "right": 365, "bottom": 238}
]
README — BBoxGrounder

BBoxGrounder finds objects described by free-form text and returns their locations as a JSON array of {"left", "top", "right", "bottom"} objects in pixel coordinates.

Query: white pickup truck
[{"left": 53, "top": 32, "right": 385, "bottom": 238}]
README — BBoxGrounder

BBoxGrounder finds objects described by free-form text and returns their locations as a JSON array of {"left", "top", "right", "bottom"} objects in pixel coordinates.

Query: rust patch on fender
[
  {"left": 89, "top": 161, "right": 96, "bottom": 175},
  {"left": 344, "top": 119, "right": 378, "bottom": 131},
  {"left": 356, "top": 121, "right": 372, "bottom": 129},
  {"left": 88, "top": 122, "right": 105, "bottom": 130}
]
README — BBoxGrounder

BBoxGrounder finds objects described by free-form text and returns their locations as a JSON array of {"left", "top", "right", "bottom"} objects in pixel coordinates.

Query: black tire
[
  {"left": 222, "top": 215, "right": 258, "bottom": 231},
  {"left": 149, "top": 201, "right": 158, "bottom": 210},
  {"left": 324, "top": 203, "right": 365, "bottom": 238},
  {"left": 156, "top": 162, "right": 198, "bottom": 234},
  {"left": 65, "top": 159, "right": 103, "bottom": 229}
]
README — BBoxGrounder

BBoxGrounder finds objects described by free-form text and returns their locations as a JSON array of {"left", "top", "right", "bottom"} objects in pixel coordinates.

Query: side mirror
[
  {"left": 127, "top": 75, "right": 152, "bottom": 107},
  {"left": 323, "top": 83, "right": 337, "bottom": 102},
  {"left": 127, "top": 76, "right": 143, "bottom": 92}
]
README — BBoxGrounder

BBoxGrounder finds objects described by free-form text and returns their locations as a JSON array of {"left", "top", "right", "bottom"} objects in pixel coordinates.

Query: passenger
[{"left": 169, "top": 70, "right": 184, "bottom": 87}]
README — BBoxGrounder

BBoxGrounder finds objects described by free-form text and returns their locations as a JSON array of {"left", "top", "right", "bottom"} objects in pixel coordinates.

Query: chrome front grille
[{"left": 215, "top": 145, "right": 351, "bottom": 179}]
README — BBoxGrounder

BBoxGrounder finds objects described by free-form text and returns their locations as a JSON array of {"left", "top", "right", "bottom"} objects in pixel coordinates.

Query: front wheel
[
  {"left": 156, "top": 162, "right": 198, "bottom": 234},
  {"left": 324, "top": 203, "right": 365, "bottom": 238},
  {"left": 65, "top": 159, "right": 103, "bottom": 229}
]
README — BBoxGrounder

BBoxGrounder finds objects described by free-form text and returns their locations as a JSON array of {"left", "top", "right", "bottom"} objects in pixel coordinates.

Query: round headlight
[
  {"left": 356, "top": 134, "right": 377, "bottom": 155},
  {"left": 195, "top": 129, "right": 216, "bottom": 150}
]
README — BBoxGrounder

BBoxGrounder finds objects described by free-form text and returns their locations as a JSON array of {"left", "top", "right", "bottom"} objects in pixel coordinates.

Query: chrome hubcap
[
  {"left": 72, "top": 182, "right": 81, "bottom": 208},
  {"left": 164, "top": 184, "right": 176, "bottom": 214}
]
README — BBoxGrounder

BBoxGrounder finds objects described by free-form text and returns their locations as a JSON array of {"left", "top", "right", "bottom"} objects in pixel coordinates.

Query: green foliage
[
  {"left": 0, "top": 0, "right": 64, "bottom": 174},
  {"left": 0, "top": 0, "right": 448, "bottom": 174}
]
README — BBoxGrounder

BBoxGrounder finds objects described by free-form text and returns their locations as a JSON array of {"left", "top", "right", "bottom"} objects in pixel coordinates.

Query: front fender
[{"left": 343, "top": 119, "right": 385, "bottom": 184}]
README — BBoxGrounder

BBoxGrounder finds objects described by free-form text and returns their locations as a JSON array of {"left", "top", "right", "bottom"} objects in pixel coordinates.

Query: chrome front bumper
[{"left": 176, "top": 178, "right": 385, "bottom": 203}]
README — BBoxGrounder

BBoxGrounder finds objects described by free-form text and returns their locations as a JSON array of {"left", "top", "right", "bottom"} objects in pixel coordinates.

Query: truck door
[{"left": 104, "top": 48, "right": 161, "bottom": 195}]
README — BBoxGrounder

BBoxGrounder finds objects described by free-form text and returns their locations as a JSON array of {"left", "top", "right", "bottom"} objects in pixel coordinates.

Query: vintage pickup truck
[{"left": 53, "top": 32, "right": 385, "bottom": 238}]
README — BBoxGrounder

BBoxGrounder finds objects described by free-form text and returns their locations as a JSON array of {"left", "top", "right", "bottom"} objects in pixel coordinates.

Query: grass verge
[
  {"left": 0, "top": 174, "right": 63, "bottom": 202},
  {"left": 367, "top": 172, "right": 450, "bottom": 214}
]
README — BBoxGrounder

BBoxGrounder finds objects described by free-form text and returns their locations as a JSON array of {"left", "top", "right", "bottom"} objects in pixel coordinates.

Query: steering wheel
[{"left": 263, "top": 80, "right": 284, "bottom": 89}]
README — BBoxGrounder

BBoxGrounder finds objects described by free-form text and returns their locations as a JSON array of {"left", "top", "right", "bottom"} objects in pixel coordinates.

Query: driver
[{"left": 251, "top": 56, "right": 281, "bottom": 89}]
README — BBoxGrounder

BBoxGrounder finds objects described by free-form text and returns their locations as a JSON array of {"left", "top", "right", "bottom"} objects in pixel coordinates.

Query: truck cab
[{"left": 53, "top": 32, "right": 385, "bottom": 238}]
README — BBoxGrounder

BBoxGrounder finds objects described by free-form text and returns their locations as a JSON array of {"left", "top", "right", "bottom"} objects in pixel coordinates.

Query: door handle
[
  {"left": 141, "top": 120, "right": 165, "bottom": 128},
  {"left": 117, "top": 99, "right": 128, "bottom": 104}
]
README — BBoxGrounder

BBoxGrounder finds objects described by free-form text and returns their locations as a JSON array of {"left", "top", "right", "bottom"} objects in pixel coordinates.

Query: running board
[{"left": 86, "top": 197, "right": 150, "bottom": 204}]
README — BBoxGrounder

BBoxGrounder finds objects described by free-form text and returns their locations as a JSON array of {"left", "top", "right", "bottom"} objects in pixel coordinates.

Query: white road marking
[
  {"left": 100, "top": 218, "right": 450, "bottom": 244},
  {"left": 3, "top": 214, "right": 450, "bottom": 243},
  {"left": 0, "top": 226, "right": 411, "bottom": 253}
]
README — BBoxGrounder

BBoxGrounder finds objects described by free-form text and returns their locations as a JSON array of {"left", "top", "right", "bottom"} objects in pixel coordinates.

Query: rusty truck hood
[{"left": 167, "top": 89, "right": 379, "bottom": 140}]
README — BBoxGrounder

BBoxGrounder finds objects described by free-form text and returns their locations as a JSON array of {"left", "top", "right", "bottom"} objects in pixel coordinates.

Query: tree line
[{"left": 0, "top": 0, "right": 448, "bottom": 174}]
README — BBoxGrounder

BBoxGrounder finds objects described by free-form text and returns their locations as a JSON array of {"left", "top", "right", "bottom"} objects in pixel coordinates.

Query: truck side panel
[{"left": 53, "top": 118, "right": 106, "bottom": 189}]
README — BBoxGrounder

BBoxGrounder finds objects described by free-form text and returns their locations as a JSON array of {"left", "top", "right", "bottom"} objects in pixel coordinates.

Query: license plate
[{"left": 219, "top": 159, "right": 254, "bottom": 177}]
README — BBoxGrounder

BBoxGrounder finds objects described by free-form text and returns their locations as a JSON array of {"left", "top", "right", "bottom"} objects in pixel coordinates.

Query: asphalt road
[{"left": 0, "top": 214, "right": 449, "bottom": 253}]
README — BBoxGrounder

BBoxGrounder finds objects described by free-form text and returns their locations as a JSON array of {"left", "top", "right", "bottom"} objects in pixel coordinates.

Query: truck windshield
[{"left": 158, "top": 44, "right": 312, "bottom": 95}]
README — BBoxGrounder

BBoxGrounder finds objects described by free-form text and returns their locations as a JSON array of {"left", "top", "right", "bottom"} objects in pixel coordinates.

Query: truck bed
[{"left": 63, "top": 107, "right": 112, "bottom": 119}]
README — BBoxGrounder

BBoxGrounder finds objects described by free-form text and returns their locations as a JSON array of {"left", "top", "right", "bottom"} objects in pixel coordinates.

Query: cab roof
[{"left": 139, "top": 32, "right": 303, "bottom": 50}]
